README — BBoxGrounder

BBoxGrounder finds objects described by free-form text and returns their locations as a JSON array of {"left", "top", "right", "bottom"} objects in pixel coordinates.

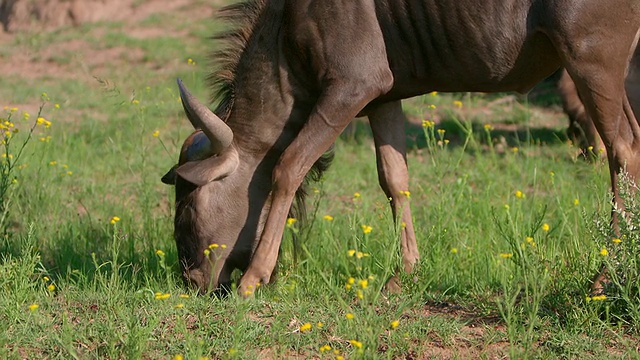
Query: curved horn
[{"left": 177, "top": 78, "right": 233, "bottom": 154}]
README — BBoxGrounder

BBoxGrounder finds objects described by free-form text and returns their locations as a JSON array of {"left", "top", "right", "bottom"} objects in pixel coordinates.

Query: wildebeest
[
  {"left": 559, "top": 46, "right": 640, "bottom": 153},
  {"left": 163, "top": 0, "right": 640, "bottom": 296}
]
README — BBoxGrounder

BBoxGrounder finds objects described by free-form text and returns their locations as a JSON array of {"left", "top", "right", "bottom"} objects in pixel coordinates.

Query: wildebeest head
[{"left": 162, "top": 79, "right": 251, "bottom": 294}]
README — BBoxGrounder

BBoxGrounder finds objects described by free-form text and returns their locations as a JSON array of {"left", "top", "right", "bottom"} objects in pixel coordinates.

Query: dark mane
[
  {"left": 206, "top": 0, "right": 335, "bottom": 223},
  {"left": 207, "top": 0, "right": 267, "bottom": 120}
]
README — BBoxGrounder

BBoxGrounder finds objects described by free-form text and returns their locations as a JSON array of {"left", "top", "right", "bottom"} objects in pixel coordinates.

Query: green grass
[{"left": 1, "top": 2, "right": 639, "bottom": 359}]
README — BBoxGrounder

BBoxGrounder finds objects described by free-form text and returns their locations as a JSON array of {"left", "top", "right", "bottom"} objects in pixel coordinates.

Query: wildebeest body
[{"left": 164, "top": 0, "right": 640, "bottom": 296}]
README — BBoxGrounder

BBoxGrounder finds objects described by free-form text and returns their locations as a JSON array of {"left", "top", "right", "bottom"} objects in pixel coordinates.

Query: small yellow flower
[
  {"left": 355, "top": 251, "right": 369, "bottom": 259},
  {"left": 209, "top": 243, "right": 219, "bottom": 249},
  {"left": 319, "top": 345, "right": 332, "bottom": 352},
  {"left": 174, "top": 355, "right": 184, "bottom": 360},
  {"left": 347, "top": 249, "right": 356, "bottom": 257},
  {"left": 316, "top": 322, "right": 323, "bottom": 328},
  {"left": 323, "top": 215, "right": 334, "bottom": 221},
  {"left": 359, "top": 279, "right": 368, "bottom": 289},
  {"left": 299, "top": 323, "right": 312, "bottom": 332},
  {"left": 286, "top": 218, "right": 297, "bottom": 227},
  {"left": 511, "top": 147, "right": 519, "bottom": 153},
  {"left": 573, "top": 198, "right": 580, "bottom": 206},
  {"left": 47, "top": 284, "right": 55, "bottom": 291},
  {"left": 353, "top": 192, "right": 361, "bottom": 199},
  {"left": 499, "top": 253, "right": 513, "bottom": 259},
  {"left": 430, "top": 91, "right": 438, "bottom": 96},
  {"left": 515, "top": 190, "right": 524, "bottom": 199},
  {"left": 336, "top": 356, "right": 344, "bottom": 360},
  {"left": 361, "top": 225, "right": 373, "bottom": 234},
  {"left": 23, "top": 112, "right": 29, "bottom": 120},
  {"left": 54, "top": 104, "right": 60, "bottom": 109},
  {"left": 28, "top": 303, "right": 39, "bottom": 311},
  {"left": 174, "top": 303, "right": 184, "bottom": 309},
  {"left": 399, "top": 190, "right": 410, "bottom": 198},
  {"left": 437, "top": 129, "right": 446, "bottom": 136},
  {"left": 179, "top": 294, "right": 190, "bottom": 299},
  {"left": 43, "top": 276, "right": 50, "bottom": 282},
  {"left": 345, "top": 283, "right": 352, "bottom": 290},
  {"left": 612, "top": 238, "right": 622, "bottom": 244},
  {"left": 542, "top": 223, "right": 550, "bottom": 232},
  {"left": 154, "top": 292, "right": 171, "bottom": 300},
  {"left": 347, "top": 277, "right": 355, "bottom": 285},
  {"left": 429, "top": 104, "right": 436, "bottom": 109},
  {"left": 591, "top": 294, "right": 607, "bottom": 301},
  {"left": 422, "top": 119, "right": 435, "bottom": 128},
  {"left": 390, "top": 320, "right": 400, "bottom": 329},
  {"left": 453, "top": 100, "right": 463, "bottom": 108},
  {"left": 110, "top": 216, "right": 120, "bottom": 225},
  {"left": 450, "top": 247, "right": 458, "bottom": 254},
  {"left": 203, "top": 249, "right": 210, "bottom": 256},
  {"left": 155, "top": 250, "right": 165, "bottom": 257},
  {"left": 587, "top": 146, "right": 594, "bottom": 152},
  {"left": 349, "top": 340, "right": 363, "bottom": 348},
  {"left": 131, "top": 99, "right": 140, "bottom": 105},
  {"left": 600, "top": 247, "right": 608, "bottom": 256},
  {"left": 345, "top": 313, "right": 354, "bottom": 319},
  {"left": 49, "top": 160, "right": 57, "bottom": 166},
  {"left": 484, "top": 124, "right": 494, "bottom": 131},
  {"left": 152, "top": 130, "right": 160, "bottom": 137}
]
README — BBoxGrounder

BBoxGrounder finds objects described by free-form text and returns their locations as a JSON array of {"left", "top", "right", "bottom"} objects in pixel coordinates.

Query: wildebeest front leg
[
  {"left": 368, "top": 101, "right": 419, "bottom": 273},
  {"left": 238, "top": 82, "right": 393, "bottom": 297}
]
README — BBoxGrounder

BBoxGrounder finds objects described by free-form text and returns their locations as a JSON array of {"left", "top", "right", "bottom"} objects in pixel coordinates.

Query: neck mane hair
[{"left": 205, "top": 0, "right": 334, "bottom": 225}]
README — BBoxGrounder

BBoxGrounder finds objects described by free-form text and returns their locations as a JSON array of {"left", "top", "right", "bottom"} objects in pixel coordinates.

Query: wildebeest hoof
[{"left": 384, "top": 275, "right": 402, "bottom": 294}]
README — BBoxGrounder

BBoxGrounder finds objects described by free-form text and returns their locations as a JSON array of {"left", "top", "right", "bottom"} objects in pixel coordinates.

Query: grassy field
[{"left": 2, "top": 1, "right": 640, "bottom": 359}]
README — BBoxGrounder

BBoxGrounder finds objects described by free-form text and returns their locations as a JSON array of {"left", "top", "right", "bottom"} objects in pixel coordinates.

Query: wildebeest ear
[
  {"left": 175, "top": 146, "right": 239, "bottom": 187},
  {"left": 161, "top": 165, "right": 178, "bottom": 185}
]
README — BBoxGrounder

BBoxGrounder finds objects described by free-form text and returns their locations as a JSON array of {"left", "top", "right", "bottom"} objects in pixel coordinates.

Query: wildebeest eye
[{"left": 161, "top": 165, "right": 178, "bottom": 185}]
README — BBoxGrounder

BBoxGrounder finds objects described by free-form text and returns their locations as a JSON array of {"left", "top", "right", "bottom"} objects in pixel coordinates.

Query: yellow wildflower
[
  {"left": 47, "top": 284, "right": 55, "bottom": 291},
  {"left": 499, "top": 253, "right": 513, "bottom": 259},
  {"left": 612, "top": 238, "right": 622, "bottom": 244},
  {"left": 361, "top": 225, "right": 373, "bottom": 234},
  {"left": 437, "top": 129, "right": 445, "bottom": 136},
  {"left": 353, "top": 192, "right": 361, "bottom": 199},
  {"left": 299, "top": 323, "right": 312, "bottom": 332},
  {"left": 453, "top": 100, "right": 463, "bottom": 108},
  {"left": 542, "top": 223, "right": 550, "bottom": 232},
  {"left": 430, "top": 91, "right": 438, "bottom": 96},
  {"left": 348, "top": 277, "right": 355, "bottom": 285},
  {"left": 356, "top": 251, "right": 369, "bottom": 259},
  {"left": 203, "top": 249, "right": 210, "bottom": 256},
  {"left": 175, "top": 303, "right": 184, "bottom": 309},
  {"left": 591, "top": 294, "right": 607, "bottom": 301},
  {"left": 359, "top": 279, "right": 368, "bottom": 289},
  {"left": 515, "top": 190, "right": 524, "bottom": 198},
  {"left": 155, "top": 250, "right": 165, "bottom": 257},
  {"left": 110, "top": 216, "right": 120, "bottom": 225},
  {"left": 323, "top": 215, "right": 334, "bottom": 221},
  {"left": 28, "top": 304, "right": 39, "bottom": 312},
  {"left": 152, "top": 130, "right": 160, "bottom": 137},
  {"left": 390, "top": 320, "right": 400, "bottom": 329},
  {"left": 484, "top": 124, "right": 494, "bottom": 131},
  {"left": 600, "top": 247, "right": 608, "bottom": 256},
  {"left": 574, "top": 198, "right": 580, "bottom": 206},
  {"left": 154, "top": 292, "right": 171, "bottom": 300},
  {"left": 450, "top": 247, "right": 458, "bottom": 254},
  {"left": 54, "top": 104, "right": 60, "bottom": 109},
  {"left": 316, "top": 322, "right": 323, "bottom": 328},
  {"left": 399, "top": 190, "right": 411, "bottom": 198},
  {"left": 422, "top": 119, "right": 435, "bottom": 128},
  {"left": 209, "top": 243, "right": 219, "bottom": 249},
  {"left": 174, "top": 355, "right": 184, "bottom": 360},
  {"left": 347, "top": 249, "right": 356, "bottom": 257},
  {"left": 349, "top": 340, "right": 363, "bottom": 348},
  {"left": 320, "top": 345, "right": 332, "bottom": 352},
  {"left": 345, "top": 313, "right": 354, "bottom": 319},
  {"left": 179, "top": 294, "right": 190, "bottom": 299},
  {"left": 511, "top": 147, "right": 519, "bottom": 153},
  {"left": 286, "top": 218, "right": 297, "bottom": 226}
]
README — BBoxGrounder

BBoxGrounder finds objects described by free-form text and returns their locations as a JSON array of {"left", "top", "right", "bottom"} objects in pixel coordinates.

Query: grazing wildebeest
[
  {"left": 163, "top": 0, "right": 640, "bottom": 297},
  {"left": 559, "top": 47, "right": 640, "bottom": 154}
]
